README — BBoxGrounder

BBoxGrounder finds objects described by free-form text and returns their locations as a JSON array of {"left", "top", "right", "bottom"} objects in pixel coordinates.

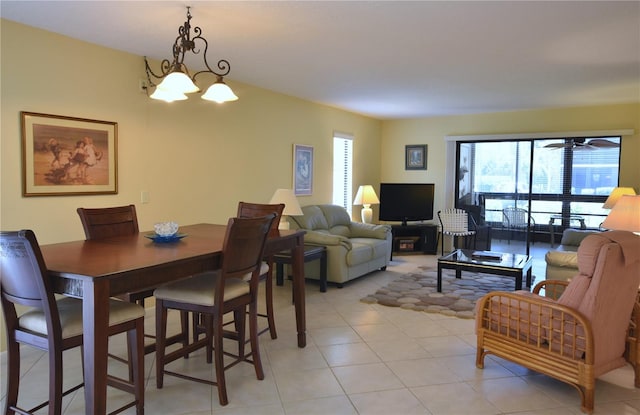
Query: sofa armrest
[
  {"left": 304, "top": 230, "right": 352, "bottom": 249},
  {"left": 545, "top": 250, "right": 578, "bottom": 268},
  {"left": 349, "top": 222, "right": 391, "bottom": 239}
]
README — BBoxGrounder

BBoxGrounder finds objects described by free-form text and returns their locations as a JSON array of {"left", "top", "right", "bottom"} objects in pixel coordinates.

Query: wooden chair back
[
  {"left": 237, "top": 202, "right": 284, "bottom": 233},
  {"left": 0, "top": 230, "right": 59, "bottom": 329},
  {"left": 219, "top": 214, "right": 276, "bottom": 285},
  {"left": 77, "top": 204, "right": 139, "bottom": 240}
]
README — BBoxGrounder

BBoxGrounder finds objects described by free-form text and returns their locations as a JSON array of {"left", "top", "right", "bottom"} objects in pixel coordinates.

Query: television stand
[{"left": 390, "top": 224, "right": 438, "bottom": 258}]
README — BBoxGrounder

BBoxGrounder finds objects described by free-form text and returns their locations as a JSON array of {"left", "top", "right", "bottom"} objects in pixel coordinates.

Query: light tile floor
[{"left": 3, "top": 253, "right": 640, "bottom": 414}]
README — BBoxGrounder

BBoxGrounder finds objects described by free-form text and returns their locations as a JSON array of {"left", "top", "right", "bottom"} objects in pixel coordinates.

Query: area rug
[{"left": 360, "top": 266, "right": 521, "bottom": 319}]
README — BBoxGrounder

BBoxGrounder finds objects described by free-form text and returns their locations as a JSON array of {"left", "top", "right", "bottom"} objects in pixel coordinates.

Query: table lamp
[
  {"left": 603, "top": 187, "right": 636, "bottom": 209},
  {"left": 353, "top": 185, "right": 380, "bottom": 224},
  {"left": 601, "top": 195, "right": 640, "bottom": 234},
  {"left": 269, "top": 188, "right": 303, "bottom": 230}
]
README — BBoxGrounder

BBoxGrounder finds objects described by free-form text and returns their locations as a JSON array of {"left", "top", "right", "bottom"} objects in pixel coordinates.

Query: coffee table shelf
[{"left": 437, "top": 249, "right": 533, "bottom": 292}]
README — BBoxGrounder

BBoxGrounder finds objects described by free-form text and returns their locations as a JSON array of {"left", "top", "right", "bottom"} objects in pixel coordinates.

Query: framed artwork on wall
[
  {"left": 405, "top": 144, "right": 427, "bottom": 170},
  {"left": 21, "top": 111, "right": 118, "bottom": 196},
  {"left": 293, "top": 144, "right": 313, "bottom": 196}
]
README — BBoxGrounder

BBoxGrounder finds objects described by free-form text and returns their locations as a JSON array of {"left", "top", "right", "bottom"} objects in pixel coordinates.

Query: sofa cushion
[
  {"left": 295, "top": 205, "right": 329, "bottom": 230},
  {"left": 351, "top": 237, "right": 388, "bottom": 259},
  {"left": 560, "top": 229, "right": 599, "bottom": 247},
  {"left": 319, "top": 204, "right": 352, "bottom": 227},
  {"left": 346, "top": 242, "right": 375, "bottom": 266}
]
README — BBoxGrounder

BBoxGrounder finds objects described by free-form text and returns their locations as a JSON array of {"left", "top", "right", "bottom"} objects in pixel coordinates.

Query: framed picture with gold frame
[{"left": 21, "top": 111, "right": 118, "bottom": 196}]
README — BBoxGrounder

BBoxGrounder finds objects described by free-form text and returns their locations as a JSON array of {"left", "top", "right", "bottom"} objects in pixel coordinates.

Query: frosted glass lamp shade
[
  {"left": 156, "top": 71, "right": 199, "bottom": 94},
  {"left": 150, "top": 87, "right": 188, "bottom": 102},
  {"left": 201, "top": 79, "right": 238, "bottom": 103}
]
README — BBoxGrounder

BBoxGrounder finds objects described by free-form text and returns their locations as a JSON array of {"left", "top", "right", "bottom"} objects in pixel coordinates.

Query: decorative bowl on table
[{"left": 146, "top": 222, "right": 186, "bottom": 243}]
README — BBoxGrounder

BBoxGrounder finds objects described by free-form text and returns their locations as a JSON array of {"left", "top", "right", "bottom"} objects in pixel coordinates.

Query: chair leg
[
  {"left": 234, "top": 308, "right": 246, "bottom": 360},
  {"left": 155, "top": 300, "right": 168, "bottom": 389},
  {"left": 128, "top": 319, "right": 145, "bottom": 414},
  {"left": 249, "top": 300, "right": 265, "bottom": 380},
  {"left": 5, "top": 337, "right": 20, "bottom": 414},
  {"left": 213, "top": 312, "right": 228, "bottom": 406},
  {"left": 48, "top": 344, "right": 64, "bottom": 414},
  {"left": 205, "top": 314, "right": 213, "bottom": 364},
  {"left": 265, "top": 266, "right": 277, "bottom": 339}
]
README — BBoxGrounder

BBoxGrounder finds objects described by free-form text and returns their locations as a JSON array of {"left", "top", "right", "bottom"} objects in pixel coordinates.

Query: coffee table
[{"left": 437, "top": 249, "right": 533, "bottom": 292}]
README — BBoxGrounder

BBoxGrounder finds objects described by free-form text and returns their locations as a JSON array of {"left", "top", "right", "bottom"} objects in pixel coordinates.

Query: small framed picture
[
  {"left": 21, "top": 112, "right": 118, "bottom": 196},
  {"left": 293, "top": 144, "right": 313, "bottom": 196},
  {"left": 405, "top": 144, "right": 427, "bottom": 170}
]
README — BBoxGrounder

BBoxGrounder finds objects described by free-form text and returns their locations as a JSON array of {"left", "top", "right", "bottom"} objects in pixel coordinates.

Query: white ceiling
[{"left": 2, "top": 1, "right": 639, "bottom": 119}]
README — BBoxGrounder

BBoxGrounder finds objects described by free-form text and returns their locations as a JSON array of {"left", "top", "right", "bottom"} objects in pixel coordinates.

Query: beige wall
[
  {"left": 1, "top": 19, "right": 382, "bottom": 246},
  {"left": 381, "top": 103, "right": 640, "bottom": 214},
  {"left": 0, "top": 20, "right": 383, "bottom": 350},
  {"left": 2, "top": 19, "right": 638, "bottom": 351}
]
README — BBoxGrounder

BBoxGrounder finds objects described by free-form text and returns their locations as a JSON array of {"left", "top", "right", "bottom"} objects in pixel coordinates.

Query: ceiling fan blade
[
  {"left": 587, "top": 139, "right": 620, "bottom": 148},
  {"left": 575, "top": 144, "right": 598, "bottom": 150},
  {"left": 543, "top": 143, "right": 570, "bottom": 149}
]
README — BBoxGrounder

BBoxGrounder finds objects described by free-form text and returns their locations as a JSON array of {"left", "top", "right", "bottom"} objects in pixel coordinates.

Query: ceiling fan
[{"left": 543, "top": 138, "right": 620, "bottom": 150}]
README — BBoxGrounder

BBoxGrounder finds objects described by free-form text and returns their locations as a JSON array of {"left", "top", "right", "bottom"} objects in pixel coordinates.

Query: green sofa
[{"left": 288, "top": 204, "right": 392, "bottom": 287}]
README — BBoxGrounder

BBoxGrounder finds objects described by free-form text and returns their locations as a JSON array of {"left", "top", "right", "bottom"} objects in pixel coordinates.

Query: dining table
[{"left": 40, "top": 223, "right": 306, "bottom": 415}]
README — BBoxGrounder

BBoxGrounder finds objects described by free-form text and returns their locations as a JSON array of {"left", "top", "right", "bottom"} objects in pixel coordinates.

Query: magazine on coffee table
[{"left": 471, "top": 251, "right": 503, "bottom": 261}]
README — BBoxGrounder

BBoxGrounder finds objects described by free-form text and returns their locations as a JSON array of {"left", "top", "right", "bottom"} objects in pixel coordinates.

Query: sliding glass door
[{"left": 455, "top": 137, "right": 621, "bottom": 254}]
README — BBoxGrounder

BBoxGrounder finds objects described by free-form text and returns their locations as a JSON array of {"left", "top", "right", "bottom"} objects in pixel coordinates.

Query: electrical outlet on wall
[
  {"left": 139, "top": 79, "right": 148, "bottom": 94},
  {"left": 141, "top": 191, "right": 150, "bottom": 204}
]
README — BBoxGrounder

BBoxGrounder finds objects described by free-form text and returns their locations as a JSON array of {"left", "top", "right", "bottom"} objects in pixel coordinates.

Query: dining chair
[
  {"left": 0, "top": 230, "right": 145, "bottom": 415},
  {"left": 77, "top": 205, "right": 189, "bottom": 356},
  {"left": 191, "top": 202, "right": 284, "bottom": 342},
  {"left": 437, "top": 208, "right": 477, "bottom": 255},
  {"left": 236, "top": 201, "right": 284, "bottom": 338},
  {"left": 502, "top": 206, "right": 535, "bottom": 244},
  {"left": 154, "top": 214, "right": 276, "bottom": 406}
]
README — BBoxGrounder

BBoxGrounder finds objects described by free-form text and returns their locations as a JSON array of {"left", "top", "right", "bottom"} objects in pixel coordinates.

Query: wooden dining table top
[{"left": 43, "top": 223, "right": 227, "bottom": 280}]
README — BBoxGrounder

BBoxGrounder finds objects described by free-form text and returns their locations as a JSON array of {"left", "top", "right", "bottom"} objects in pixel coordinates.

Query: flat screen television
[{"left": 379, "top": 183, "right": 435, "bottom": 226}]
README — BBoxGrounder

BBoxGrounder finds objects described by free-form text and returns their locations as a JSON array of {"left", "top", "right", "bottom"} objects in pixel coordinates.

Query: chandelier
[{"left": 144, "top": 7, "right": 238, "bottom": 104}]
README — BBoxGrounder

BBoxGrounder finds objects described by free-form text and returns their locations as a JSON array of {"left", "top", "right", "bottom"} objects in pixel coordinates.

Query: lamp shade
[
  {"left": 150, "top": 87, "right": 188, "bottom": 102},
  {"left": 156, "top": 70, "right": 199, "bottom": 94},
  {"left": 603, "top": 187, "right": 637, "bottom": 209},
  {"left": 269, "top": 189, "right": 303, "bottom": 216},
  {"left": 353, "top": 185, "right": 380, "bottom": 206},
  {"left": 601, "top": 195, "right": 640, "bottom": 232},
  {"left": 201, "top": 79, "right": 238, "bottom": 103}
]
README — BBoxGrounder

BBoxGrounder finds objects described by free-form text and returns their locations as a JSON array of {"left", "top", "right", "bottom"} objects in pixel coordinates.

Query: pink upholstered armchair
[{"left": 476, "top": 230, "right": 640, "bottom": 414}]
